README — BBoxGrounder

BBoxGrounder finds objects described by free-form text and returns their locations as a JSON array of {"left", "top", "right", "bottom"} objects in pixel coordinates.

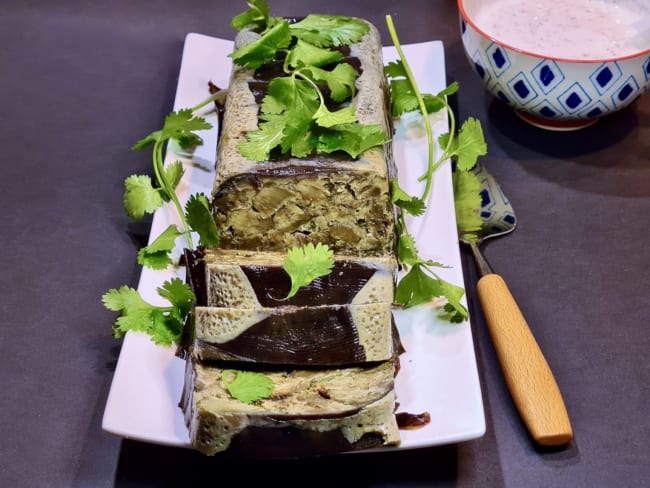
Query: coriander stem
[
  {"left": 190, "top": 90, "right": 227, "bottom": 113},
  {"left": 296, "top": 69, "right": 326, "bottom": 107},
  {"left": 385, "top": 15, "right": 435, "bottom": 201},
  {"left": 153, "top": 139, "right": 194, "bottom": 248}
]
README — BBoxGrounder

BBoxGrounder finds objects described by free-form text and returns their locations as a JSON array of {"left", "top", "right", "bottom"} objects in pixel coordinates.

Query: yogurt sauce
[{"left": 471, "top": 0, "right": 649, "bottom": 60}]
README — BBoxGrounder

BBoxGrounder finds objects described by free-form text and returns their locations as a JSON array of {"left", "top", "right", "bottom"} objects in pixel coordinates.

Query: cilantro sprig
[
  {"left": 231, "top": 8, "right": 386, "bottom": 161},
  {"left": 105, "top": 92, "right": 224, "bottom": 345},
  {"left": 102, "top": 278, "right": 196, "bottom": 346},
  {"left": 385, "top": 15, "right": 487, "bottom": 321},
  {"left": 129, "top": 101, "right": 221, "bottom": 260},
  {"left": 231, "top": 0, "right": 272, "bottom": 31}
]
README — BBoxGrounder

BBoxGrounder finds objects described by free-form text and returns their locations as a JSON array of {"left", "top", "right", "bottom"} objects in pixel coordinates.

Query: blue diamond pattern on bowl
[
  {"left": 479, "top": 188, "right": 492, "bottom": 212},
  {"left": 493, "top": 83, "right": 511, "bottom": 105},
  {"left": 502, "top": 213, "right": 516, "bottom": 226},
  {"left": 557, "top": 82, "right": 592, "bottom": 113},
  {"left": 611, "top": 76, "right": 640, "bottom": 107},
  {"left": 531, "top": 98, "right": 563, "bottom": 119},
  {"left": 485, "top": 43, "right": 511, "bottom": 76},
  {"left": 506, "top": 73, "right": 539, "bottom": 105},
  {"left": 480, "top": 210, "right": 493, "bottom": 220},
  {"left": 644, "top": 56, "right": 650, "bottom": 81},
  {"left": 579, "top": 101, "right": 609, "bottom": 119},
  {"left": 589, "top": 62, "right": 623, "bottom": 95},
  {"left": 532, "top": 60, "right": 565, "bottom": 94},
  {"left": 474, "top": 62, "right": 486, "bottom": 79},
  {"left": 539, "top": 105, "right": 556, "bottom": 117}
]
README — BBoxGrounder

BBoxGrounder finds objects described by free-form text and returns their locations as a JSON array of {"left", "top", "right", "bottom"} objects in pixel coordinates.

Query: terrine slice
[
  {"left": 191, "top": 301, "right": 396, "bottom": 365},
  {"left": 180, "top": 358, "right": 400, "bottom": 457},
  {"left": 187, "top": 248, "right": 396, "bottom": 308}
]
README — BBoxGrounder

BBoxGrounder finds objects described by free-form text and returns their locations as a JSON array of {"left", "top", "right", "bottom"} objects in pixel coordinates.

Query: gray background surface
[{"left": 1, "top": 0, "right": 648, "bottom": 486}]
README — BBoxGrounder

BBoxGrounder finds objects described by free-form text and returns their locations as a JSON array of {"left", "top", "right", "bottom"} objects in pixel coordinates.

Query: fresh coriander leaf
[
  {"left": 123, "top": 175, "right": 164, "bottom": 220},
  {"left": 388, "top": 78, "right": 446, "bottom": 117},
  {"left": 103, "top": 286, "right": 164, "bottom": 339},
  {"left": 266, "top": 77, "right": 320, "bottom": 154},
  {"left": 317, "top": 123, "right": 386, "bottom": 158},
  {"left": 238, "top": 115, "right": 286, "bottom": 161},
  {"left": 438, "top": 132, "right": 454, "bottom": 152},
  {"left": 128, "top": 104, "right": 212, "bottom": 250},
  {"left": 157, "top": 277, "right": 196, "bottom": 321},
  {"left": 396, "top": 232, "right": 419, "bottom": 267},
  {"left": 102, "top": 279, "right": 194, "bottom": 346},
  {"left": 161, "top": 162, "right": 185, "bottom": 202},
  {"left": 389, "top": 79, "right": 420, "bottom": 116},
  {"left": 390, "top": 179, "right": 426, "bottom": 216},
  {"left": 260, "top": 94, "right": 284, "bottom": 114},
  {"left": 284, "top": 243, "right": 334, "bottom": 298},
  {"left": 132, "top": 129, "right": 162, "bottom": 150},
  {"left": 229, "top": 20, "right": 292, "bottom": 69},
  {"left": 222, "top": 370, "right": 274, "bottom": 404},
  {"left": 268, "top": 77, "right": 319, "bottom": 114},
  {"left": 231, "top": 0, "right": 270, "bottom": 30},
  {"left": 102, "top": 285, "right": 143, "bottom": 314},
  {"left": 302, "top": 63, "right": 358, "bottom": 102},
  {"left": 287, "top": 39, "right": 344, "bottom": 68},
  {"left": 455, "top": 117, "right": 487, "bottom": 171},
  {"left": 137, "top": 224, "right": 183, "bottom": 269},
  {"left": 421, "top": 93, "right": 447, "bottom": 114},
  {"left": 442, "top": 302, "right": 469, "bottom": 323},
  {"left": 421, "top": 259, "right": 451, "bottom": 269},
  {"left": 314, "top": 105, "right": 357, "bottom": 128},
  {"left": 453, "top": 169, "right": 483, "bottom": 243},
  {"left": 436, "top": 279, "right": 468, "bottom": 322},
  {"left": 132, "top": 109, "right": 210, "bottom": 153},
  {"left": 439, "top": 81, "right": 460, "bottom": 97},
  {"left": 286, "top": 126, "right": 317, "bottom": 158},
  {"left": 176, "top": 133, "right": 203, "bottom": 152},
  {"left": 384, "top": 60, "right": 407, "bottom": 78},
  {"left": 290, "top": 14, "right": 369, "bottom": 47},
  {"left": 160, "top": 109, "right": 212, "bottom": 142},
  {"left": 185, "top": 193, "right": 220, "bottom": 247},
  {"left": 395, "top": 264, "right": 444, "bottom": 308}
]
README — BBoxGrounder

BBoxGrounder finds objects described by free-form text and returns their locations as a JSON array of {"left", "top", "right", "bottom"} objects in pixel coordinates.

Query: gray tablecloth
[{"left": 1, "top": 1, "right": 648, "bottom": 486}]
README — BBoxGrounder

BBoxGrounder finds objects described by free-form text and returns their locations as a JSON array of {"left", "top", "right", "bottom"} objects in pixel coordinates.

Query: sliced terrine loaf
[
  {"left": 180, "top": 358, "right": 400, "bottom": 457},
  {"left": 211, "top": 20, "right": 395, "bottom": 256}
]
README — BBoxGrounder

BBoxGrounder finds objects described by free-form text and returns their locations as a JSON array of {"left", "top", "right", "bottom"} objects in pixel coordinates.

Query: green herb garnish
[
  {"left": 452, "top": 167, "right": 483, "bottom": 244},
  {"left": 137, "top": 224, "right": 184, "bottom": 270},
  {"left": 105, "top": 92, "right": 224, "bottom": 344},
  {"left": 231, "top": 6, "right": 386, "bottom": 161},
  {"left": 231, "top": 0, "right": 272, "bottom": 31},
  {"left": 102, "top": 278, "right": 195, "bottom": 346},
  {"left": 129, "top": 107, "right": 220, "bottom": 253},
  {"left": 222, "top": 370, "right": 274, "bottom": 404},
  {"left": 385, "top": 15, "right": 487, "bottom": 321},
  {"left": 283, "top": 243, "right": 335, "bottom": 299}
]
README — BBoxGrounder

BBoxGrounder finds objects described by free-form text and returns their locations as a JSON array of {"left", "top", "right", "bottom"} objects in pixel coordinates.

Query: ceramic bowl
[{"left": 458, "top": 0, "right": 650, "bottom": 130}]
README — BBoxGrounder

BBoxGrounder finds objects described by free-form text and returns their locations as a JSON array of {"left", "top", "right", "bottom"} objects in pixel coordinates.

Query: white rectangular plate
[{"left": 102, "top": 33, "right": 485, "bottom": 452}]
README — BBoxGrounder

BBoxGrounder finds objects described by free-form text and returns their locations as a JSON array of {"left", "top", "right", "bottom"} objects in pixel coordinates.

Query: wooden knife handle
[{"left": 477, "top": 273, "right": 573, "bottom": 446}]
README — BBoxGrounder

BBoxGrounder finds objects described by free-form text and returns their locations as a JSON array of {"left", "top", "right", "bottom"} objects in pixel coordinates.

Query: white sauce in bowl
[{"left": 471, "top": 0, "right": 649, "bottom": 60}]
